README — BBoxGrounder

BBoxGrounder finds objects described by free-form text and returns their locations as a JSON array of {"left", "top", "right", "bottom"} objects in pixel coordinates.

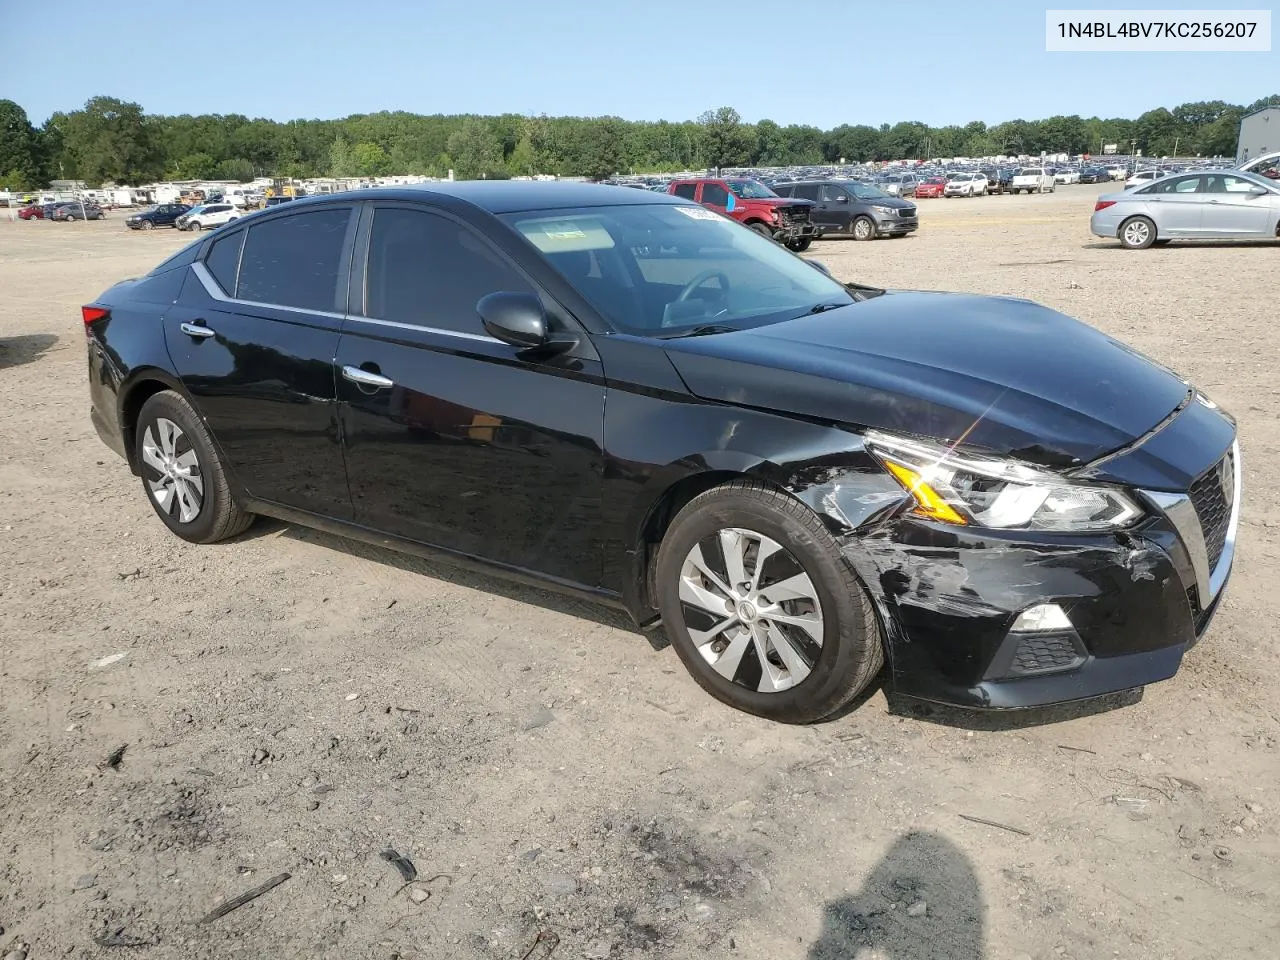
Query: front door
[
  {"left": 335, "top": 203, "right": 606, "bottom": 587},
  {"left": 162, "top": 206, "right": 357, "bottom": 518},
  {"left": 697, "top": 181, "right": 731, "bottom": 217},
  {"left": 1198, "top": 173, "right": 1274, "bottom": 236},
  {"left": 1144, "top": 175, "right": 1204, "bottom": 236}
]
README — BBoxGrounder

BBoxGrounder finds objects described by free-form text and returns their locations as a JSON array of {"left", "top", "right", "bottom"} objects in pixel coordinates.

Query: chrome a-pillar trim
[{"left": 1142, "top": 438, "right": 1241, "bottom": 606}]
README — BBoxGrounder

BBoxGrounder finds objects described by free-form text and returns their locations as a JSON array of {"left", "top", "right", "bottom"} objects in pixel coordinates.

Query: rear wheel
[
  {"left": 786, "top": 238, "right": 812, "bottom": 252},
  {"left": 655, "top": 480, "right": 884, "bottom": 723},
  {"left": 1119, "top": 216, "right": 1157, "bottom": 249},
  {"left": 851, "top": 216, "right": 875, "bottom": 240},
  {"left": 135, "top": 390, "right": 253, "bottom": 544}
]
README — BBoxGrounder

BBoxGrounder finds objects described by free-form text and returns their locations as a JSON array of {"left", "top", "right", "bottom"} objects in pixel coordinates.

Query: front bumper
[
  {"left": 773, "top": 220, "right": 819, "bottom": 242},
  {"left": 814, "top": 423, "right": 1239, "bottom": 710},
  {"left": 875, "top": 216, "right": 918, "bottom": 236}
]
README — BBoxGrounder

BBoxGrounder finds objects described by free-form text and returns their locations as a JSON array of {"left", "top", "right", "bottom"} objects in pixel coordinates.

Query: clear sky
[{"left": 3, "top": 0, "right": 1275, "bottom": 126}]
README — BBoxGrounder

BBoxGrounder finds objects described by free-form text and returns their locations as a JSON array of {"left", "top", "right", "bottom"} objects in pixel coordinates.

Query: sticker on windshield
[
  {"left": 674, "top": 205, "right": 720, "bottom": 221},
  {"left": 539, "top": 221, "right": 587, "bottom": 241}
]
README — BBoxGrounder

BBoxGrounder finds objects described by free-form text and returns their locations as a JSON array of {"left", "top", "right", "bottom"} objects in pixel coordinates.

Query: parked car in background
[
  {"left": 1125, "top": 170, "right": 1162, "bottom": 189},
  {"left": 995, "top": 169, "right": 1019, "bottom": 193},
  {"left": 878, "top": 173, "right": 920, "bottom": 198},
  {"left": 1078, "top": 166, "right": 1109, "bottom": 184},
  {"left": 264, "top": 196, "right": 296, "bottom": 208},
  {"left": 1054, "top": 168, "right": 1081, "bottom": 185},
  {"left": 915, "top": 177, "right": 946, "bottom": 199},
  {"left": 177, "top": 203, "right": 243, "bottom": 232},
  {"left": 126, "top": 204, "right": 192, "bottom": 230},
  {"left": 1091, "top": 170, "right": 1280, "bottom": 248},
  {"left": 772, "top": 180, "right": 918, "bottom": 240},
  {"left": 979, "top": 168, "right": 1004, "bottom": 194},
  {"left": 666, "top": 177, "right": 819, "bottom": 250},
  {"left": 50, "top": 200, "right": 105, "bottom": 221},
  {"left": 1237, "top": 150, "right": 1280, "bottom": 180},
  {"left": 1011, "top": 167, "right": 1056, "bottom": 194},
  {"left": 944, "top": 173, "right": 986, "bottom": 197},
  {"left": 17, "top": 203, "right": 44, "bottom": 220},
  {"left": 80, "top": 182, "right": 1242, "bottom": 723},
  {"left": 1106, "top": 165, "right": 1127, "bottom": 181}
]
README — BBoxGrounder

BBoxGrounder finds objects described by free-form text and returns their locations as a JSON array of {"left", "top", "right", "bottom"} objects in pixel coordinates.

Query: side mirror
[
  {"left": 477, "top": 292, "right": 550, "bottom": 348},
  {"left": 1247, "top": 186, "right": 1267, "bottom": 197}
]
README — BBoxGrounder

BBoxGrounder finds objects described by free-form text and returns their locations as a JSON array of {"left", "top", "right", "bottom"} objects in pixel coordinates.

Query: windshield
[
  {"left": 1018, "top": 168, "right": 1042, "bottom": 176},
  {"left": 948, "top": 173, "right": 969, "bottom": 180},
  {"left": 501, "top": 204, "right": 854, "bottom": 336},
  {"left": 727, "top": 179, "right": 777, "bottom": 199}
]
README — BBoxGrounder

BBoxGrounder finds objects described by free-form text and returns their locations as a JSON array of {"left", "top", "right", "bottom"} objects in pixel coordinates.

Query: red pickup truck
[{"left": 665, "top": 178, "right": 820, "bottom": 251}]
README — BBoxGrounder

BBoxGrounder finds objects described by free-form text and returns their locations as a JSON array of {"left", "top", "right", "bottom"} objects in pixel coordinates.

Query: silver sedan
[{"left": 1090, "top": 170, "right": 1280, "bottom": 249}]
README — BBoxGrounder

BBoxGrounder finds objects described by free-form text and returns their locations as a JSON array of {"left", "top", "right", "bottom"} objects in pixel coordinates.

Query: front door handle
[
  {"left": 179, "top": 322, "right": 216, "bottom": 339},
  {"left": 342, "top": 365, "right": 394, "bottom": 389}
]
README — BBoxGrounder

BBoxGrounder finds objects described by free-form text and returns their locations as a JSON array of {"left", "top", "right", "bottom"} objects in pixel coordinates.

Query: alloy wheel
[
  {"left": 853, "top": 218, "right": 873, "bottom": 240},
  {"left": 1123, "top": 220, "right": 1151, "bottom": 246},
  {"left": 678, "top": 527, "right": 824, "bottom": 693},
  {"left": 141, "top": 417, "right": 204, "bottom": 523}
]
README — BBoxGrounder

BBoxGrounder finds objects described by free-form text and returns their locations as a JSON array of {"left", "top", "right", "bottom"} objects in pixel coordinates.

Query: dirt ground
[{"left": 1, "top": 191, "right": 1277, "bottom": 960}]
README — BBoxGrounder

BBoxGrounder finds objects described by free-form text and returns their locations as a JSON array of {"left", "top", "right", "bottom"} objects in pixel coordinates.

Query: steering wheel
[{"left": 676, "top": 270, "right": 731, "bottom": 303}]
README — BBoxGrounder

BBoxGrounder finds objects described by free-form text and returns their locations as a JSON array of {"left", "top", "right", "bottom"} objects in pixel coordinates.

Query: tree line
[{"left": 2, "top": 94, "right": 1277, "bottom": 191}]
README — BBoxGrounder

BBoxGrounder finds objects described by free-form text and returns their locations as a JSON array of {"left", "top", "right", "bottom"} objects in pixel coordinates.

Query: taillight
[
  {"left": 1094, "top": 200, "right": 1117, "bottom": 211},
  {"left": 82, "top": 305, "right": 110, "bottom": 327}
]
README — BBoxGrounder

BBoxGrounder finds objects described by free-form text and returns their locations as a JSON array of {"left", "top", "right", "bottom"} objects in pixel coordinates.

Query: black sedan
[
  {"left": 124, "top": 203, "right": 191, "bottom": 230},
  {"left": 82, "top": 184, "right": 1241, "bottom": 723}
]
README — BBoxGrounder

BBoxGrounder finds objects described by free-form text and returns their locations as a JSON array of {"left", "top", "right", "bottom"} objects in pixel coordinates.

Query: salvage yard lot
[{"left": 1, "top": 189, "right": 1277, "bottom": 960}]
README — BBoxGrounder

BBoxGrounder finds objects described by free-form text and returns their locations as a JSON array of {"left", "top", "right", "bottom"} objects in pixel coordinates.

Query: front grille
[
  {"left": 1189, "top": 449, "right": 1233, "bottom": 570},
  {"left": 899, "top": 207, "right": 917, "bottom": 218},
  {"left": 778, "top": 206, "right": 811, "bottom": 224},
  {"left": 1010, "top": 633, "right": 1085, "bottom": 676}
]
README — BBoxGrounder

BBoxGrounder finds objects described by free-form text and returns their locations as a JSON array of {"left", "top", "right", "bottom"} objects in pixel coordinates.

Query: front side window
[
  {"left": 365, "top": 207, "right": 533, "bottom": 334},
  {"left": 236, "top": 208, "right": 351, "bottom": 310},
  {"left": 503, "top": 204, "right": 854, "bottom": 337},
  {"left": 820, "top": 185, "right": 847, "bottom": 203},
  {"left": 700, "top": 183, "right": 730, "bottom": 206}
]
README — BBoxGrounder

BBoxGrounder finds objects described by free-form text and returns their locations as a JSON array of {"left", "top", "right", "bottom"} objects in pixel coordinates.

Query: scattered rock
[
  {"left": 1139, "top": 752, "right": 1153, "bottom": 762},
  {"left": 539, "top": 873, "right": 578, "bottom": 896},
  {"left": 584, "top": 940, "right": 613, "bottom": 959},
  {"left": 697, "top": 736, "right": 725, "bottom": 753},
  {"left": 73, "top": 872, "right": 97, "bottom": 891},
  {"left": 344, "top": 692, "right": 359, "bottom": 701},
  {"left": 3, "top": 949, "right": 28, "bottom": 960},
  {"left": 523, "top": 707, "right": 555, "bottom": 731},
  {"left": 907, "top": 900, "right": 928, "bottom": 917},
  {"left": 250, "top": 748, "right": 269, "bottom": 765},
  {"left": 1241, "top": 816, "right": 1259, "bottom": 830},
  {"left": 408, "top": 887, "right": 431, "bottom": 904},
  {"left": 306, "top": 800, "right": 320, "bottom": 812},
  {"left": 521, "top": 847, "right": 543, "bottom": 862},
  {"left": 1246, "top": 802, "right": 1264, "bottom": 814},
  {"left": 687, "top": 902, "right": 714, "bottom": 922}
]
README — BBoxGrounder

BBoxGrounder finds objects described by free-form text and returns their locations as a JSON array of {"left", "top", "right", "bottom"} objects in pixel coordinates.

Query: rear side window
[
  {"left": 205, "top": 230, "right": 244, "bottom": 294},
  {"left": 237, "top": 208, "right": 352, "bottom": 311},
  {"left": 672, "top": 183, "right": 697, "bottom": 200},
  {"left": 365, "top": 207, "right": 533, "bottom": 335}
]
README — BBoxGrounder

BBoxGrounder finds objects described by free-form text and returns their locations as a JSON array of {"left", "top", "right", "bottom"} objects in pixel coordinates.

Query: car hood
[{"left": 661, "top": 292, "right": 1190, "bottom": 467}]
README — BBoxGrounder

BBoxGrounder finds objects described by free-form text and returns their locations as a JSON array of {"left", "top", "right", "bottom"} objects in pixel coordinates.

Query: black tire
[
  {"left": 851, "top": 216, "right": 876, "bottom": 241},
  {"left": 655, "top": 480, "right": 884, "bottom": 724},
  {"left": 749, "top": 222, "right": 774, "bottom": 240},
  {"left": 786, "top": 238, "right": 812, "bottom": 252},
  {"left": 1119, "top": 215, "right": 1157, "bottom": 250},
  {"left": 135, "top": 390, "right": 253, "bottom": 544},
  {"left": 141, "top": 220, "right": 154, "bottom": 230}
]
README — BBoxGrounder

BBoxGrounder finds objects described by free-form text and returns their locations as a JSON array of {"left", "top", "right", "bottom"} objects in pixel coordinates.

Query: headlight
[
  {"left": 866, "top": 431, "right": 1143, "bottom": 532},
  {"left": 871, "top": 205, "right": 895, "bottom": 216}
]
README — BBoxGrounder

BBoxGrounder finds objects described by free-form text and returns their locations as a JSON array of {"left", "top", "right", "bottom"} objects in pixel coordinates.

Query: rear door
[
  {"left": 1198, "top": 174, "right": 1275, "bottom": 236},
  {"left": 162, "top": 205, "right": 357, "bottom": 518},
  {"left": 334, "top": 202, "right": 606, "bottom": 586},
  {"left": 815, "top": 184, "right": 849, "bottom": 232}
]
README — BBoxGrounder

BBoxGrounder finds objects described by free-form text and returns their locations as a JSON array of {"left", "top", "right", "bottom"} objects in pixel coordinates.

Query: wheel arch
[{"left": 117, "top": 368, "right": 193, "bottom": 474}]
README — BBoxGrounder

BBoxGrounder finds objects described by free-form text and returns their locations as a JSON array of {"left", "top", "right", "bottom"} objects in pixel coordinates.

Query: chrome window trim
[
  {"left": 193, "top": 259, "right": 503, "bottom": 344},
  {"left": 1142, "top": 437, "right": 1240, "bottom": 606}
]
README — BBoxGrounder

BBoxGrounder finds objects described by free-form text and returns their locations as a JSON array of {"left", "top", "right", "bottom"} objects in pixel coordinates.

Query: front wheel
[
  {"left": 141, "top": 220, "right": 154, "bottom": 230},
  {"left": 851, "top": 216, "right": 875, "bottom": 241},
  {"left": 655, "top": 480, "right": 884, "bottom": 723},
  {"left": 786, "top": 238, "right": 812, "bottom": 252},
  {"left": 749, "top": 222, "right": 775, "bottom": 240},
  {"left": 135, "top": 390, "right": 254, "bottom": 543},
  {"left": 1119, "top": 216, "right": 1157, "bottom": 249}
]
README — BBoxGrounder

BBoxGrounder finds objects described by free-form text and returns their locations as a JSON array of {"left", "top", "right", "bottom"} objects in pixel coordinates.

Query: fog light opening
[{"left": 1011, "top": 603, "right": 1073, "bottom": 633}]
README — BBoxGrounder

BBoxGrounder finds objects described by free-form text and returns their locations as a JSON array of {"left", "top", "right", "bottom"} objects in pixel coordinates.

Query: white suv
[{"left": 177, "top": 203, "right": 241, "bottom": 231}]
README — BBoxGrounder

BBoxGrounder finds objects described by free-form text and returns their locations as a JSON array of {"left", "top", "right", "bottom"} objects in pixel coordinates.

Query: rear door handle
[
  {"left": 179, "top": 322, "right": 216, "bottom": 339},
  {"left": 342, "top": 365, "right": 394, "bottom": 389}
]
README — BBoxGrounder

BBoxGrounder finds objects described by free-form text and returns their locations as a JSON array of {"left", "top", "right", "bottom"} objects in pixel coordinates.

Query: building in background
[{"left": 1237, "top": 107, "right": 1279, "bottom": 163}]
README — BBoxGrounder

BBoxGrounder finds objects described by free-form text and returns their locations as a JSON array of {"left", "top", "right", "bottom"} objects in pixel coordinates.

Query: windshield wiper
[
  {"left": 789, "top": 301, "right": 849, "bottom": 320},
  {"left": 661, "top": 323, "right": 740, "bottom": 339}
]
